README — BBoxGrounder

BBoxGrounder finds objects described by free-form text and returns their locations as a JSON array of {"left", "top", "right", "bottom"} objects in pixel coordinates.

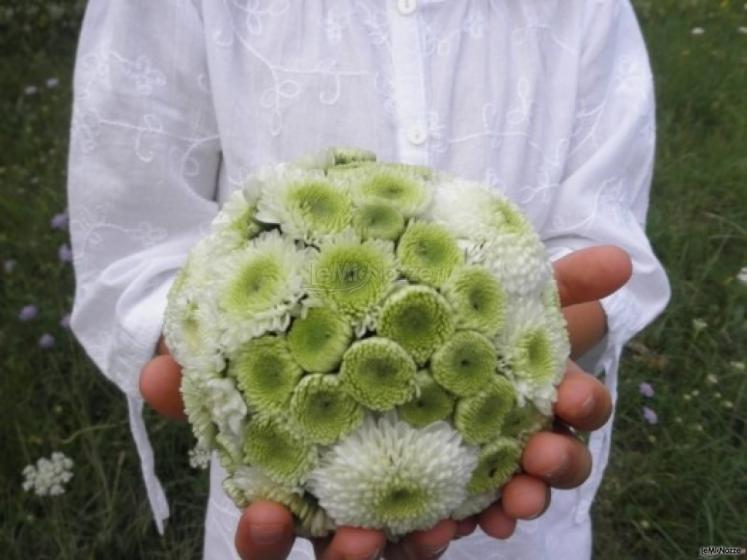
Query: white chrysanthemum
[
  {"left": 499, "top": 300, "right": 570, "bottom": 414},
  {"left": 223, "top": 467, "right": 336, "bottom": 538},
  {"left": 451, "top": 489, "right": 500, "bottom": 521},
  {"left": 22, "top": 452, "right": 74, "bottom": 497},
  {"left": 465, "top": 233, "right": 552, "bottom": 298},
  {"left": 256, "top": 165, "right": 352, "bottom": 242},
  {"left": 164, "top": 240, "right": 224, "bottom": 372},
  {"left": 309, "top": 413, "right": 479, "bottom": 536},
  {"left": 428, "top": 178, "right": 497, "bottom": 239},
  {"left": 210, "top": 189, "right": 262, "bottom": 250},
  {"left": 181, "top": 371, "right": 248, "bottom": 454},
  {"left": 215, "top": 230, "right": 311, "bottom": 353}
]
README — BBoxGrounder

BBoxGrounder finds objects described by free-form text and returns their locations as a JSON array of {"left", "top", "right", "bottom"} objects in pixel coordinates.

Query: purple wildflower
[
  {"left": 638, "top": 382, "right": 655, "bottom": 398},
  {"left": 38, "top": 334, "right": 56, "bottom": 349},
  {"left": 3, "top": 259, "right": 16, "bottom": 273},
  {"left": 642, "top": 406, "right": 658, "bottom": 425},
  {"left": 60, "top": 313, "right": 71, "bottom": 329},
  {"left": 46, "top": 77, "right": 60, "bottom": 89},
  {"left": 58, "top": 243, "right": 73, "bottom": 263},
  {"left": 50, "top": 211, "right": 68, "bottom": 230},
  {"left": 19, "top": 305, "right": 39, "bottom": 321}
]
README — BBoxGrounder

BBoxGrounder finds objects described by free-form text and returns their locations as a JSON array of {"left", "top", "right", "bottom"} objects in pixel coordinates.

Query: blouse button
[
  {"left": 397, "top": 0, "right": 417, "bottom": 16},
  {"left": 406, "top": 124, "right": 427, "bottom": 145}
]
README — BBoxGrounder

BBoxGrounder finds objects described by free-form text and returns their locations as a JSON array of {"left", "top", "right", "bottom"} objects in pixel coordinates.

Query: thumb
[
  {"left": 235, "top": 501, "right": 296, "bottom": 560},
  {"left": 139, "top": 353, "right": 186, "bottom": 420}
]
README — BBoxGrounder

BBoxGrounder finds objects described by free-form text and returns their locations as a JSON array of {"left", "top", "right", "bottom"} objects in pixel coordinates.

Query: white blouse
[{"left": 67, "top": 0, "right": 670, "bottom": 558}]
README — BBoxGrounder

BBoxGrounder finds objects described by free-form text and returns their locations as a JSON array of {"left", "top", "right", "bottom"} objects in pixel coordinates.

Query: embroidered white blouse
[{"left": 67, "top": 0, "right": 670, "bottom": 558}]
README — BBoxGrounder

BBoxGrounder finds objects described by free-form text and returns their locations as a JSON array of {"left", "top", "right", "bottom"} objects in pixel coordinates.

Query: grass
[{"left": 0, "top": 1, "right": 745, "bottom": 558}]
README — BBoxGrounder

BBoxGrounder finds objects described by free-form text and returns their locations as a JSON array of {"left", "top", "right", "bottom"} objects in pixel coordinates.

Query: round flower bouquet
[{"left": 164, "top": 147, "right": 569, "bottom": 539}]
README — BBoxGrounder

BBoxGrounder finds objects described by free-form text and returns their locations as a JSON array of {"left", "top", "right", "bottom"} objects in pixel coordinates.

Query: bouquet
[{"left": 163, "top": 147, "right": 569, "bottom": 538}]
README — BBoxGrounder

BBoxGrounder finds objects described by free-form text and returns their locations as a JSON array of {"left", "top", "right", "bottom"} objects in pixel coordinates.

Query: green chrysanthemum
[
  {"left": 308, "top": 233, "right": 396, "bottom": 320},
  {"left": 348, "top": 165, "right": 431, "bottom": 217},
  {"left": 443, "top": 265, "right": 506, "bottom": 337},
  {"left": 230, "top": 336, "right": 303, "bottom": 414},
  {"left": 328, "top": 146, "right": 377, "bottom": 167},
  {"left": 466, "top": 437, "right": 522, "bottom": 494},
  {"left": 286, "top": 180, "right": 351, "bottom": 234},
  {"left": 377, "top": 285, "right": 455, "bottom": 365},
  {"left": 397, "top": 221, "right": 463, "bottom": 287},
  {"left": 398, "top": 371, "right": 455, "bottom": 428},
  {"left": 431, "top": 331, "right": 497, "bottom": 397},
  {"left": 454, "top": 375, "right": 516, "bottom": 445},
  {"left": 339, "top": 338, "right": 417, "bottom": 411},
  {"left": 353, "top": 202, "right": 405, "bottom": 241},
  {"left": 211, "top": 189, "right": 263, "bottom": 249},
  {"left": 216, "top": 231, "right": 309, "bottom": 352},
  {"left": 288, "top": 307, "right": 352, "bottom": 372},
  {"left": 243, "top": 415, "right": 317, "bottom": 486},
  {"left": 502, "top": 402, "right": 550, "bottom": 441},
  {"left": 290, "top": 374, "right": 364, "bottom": 444},
  {"left": 512, "top": 328, "right": 557, "bottom": 385}
]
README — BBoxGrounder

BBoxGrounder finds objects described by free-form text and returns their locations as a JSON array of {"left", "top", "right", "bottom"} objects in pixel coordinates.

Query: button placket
[{"left": 387, "top": 0, "right": 429, "bottom": 165}]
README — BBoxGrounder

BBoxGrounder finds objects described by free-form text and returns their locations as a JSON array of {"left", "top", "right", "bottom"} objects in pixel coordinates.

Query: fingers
[
  {"left": 477, "top": 503, "right": 516, "bottom": 539},
  {"left": 317, "top": 526, "right": 386, "bottom": 560},
  {"left": 553, "top": 245, "right": 632, "bottom": 308},
  {"left": 138, "top": 354, "right": 186, "bottom": 420},
  {"left": 554, "top": 361, "right": 613, "bottom": 431},
  {"left": 520, "top": 431, "right": 592, "bottom": 489},
  {"left": 394, "top": 518, "right": 458, "bottom": 559},
  {"left": 562, "top": 301, "right": 608, "bottom": 359},
  {"left": 235, "top": 501, "right": 296, "bottom": 560},
  {"left": 500, "top": 474, "right": 550, "bottom": 520},
  {"left": 454, "top": 516, "right": 478, "bottom": 540}
]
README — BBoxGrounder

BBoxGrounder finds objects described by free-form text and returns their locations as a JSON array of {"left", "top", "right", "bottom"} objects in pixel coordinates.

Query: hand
[{"left": 140, "top": 245, "right": 631, "bottom": 559}]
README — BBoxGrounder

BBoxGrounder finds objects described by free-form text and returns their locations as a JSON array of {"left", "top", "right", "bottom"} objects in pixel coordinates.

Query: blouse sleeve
[
  {"left": 67, "top": 0, "right": 220, "bottom": 533},
  {"left": 541, "top": 0, "right": 671, "bottom": 521}
]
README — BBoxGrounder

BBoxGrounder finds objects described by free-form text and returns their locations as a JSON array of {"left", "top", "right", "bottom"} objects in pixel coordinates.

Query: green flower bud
[
  {"left": 243, "top": 415, "right": 317, "bottom": 486},
  {"left": 378, "top": 285, "right": 455, "bottom": 365},
  {"left": 443, "top": 265, "right": 506, "bottom": 337},
  {"left": 467, "top": 437, "right": 522, "bottom": 494},
  {"left": 454, "top": 375, "right": 516, "bottom": 444},
  {"left": 288, "top": 307, "right": 352, "bottom": 372},
  {"left": 353, "top": 202, "right": 405, "bottom": 241},
  {"left": 230, "top": 336, "right": 303, "bottom": 414},
  {"left": 431, "top": 331, "right": 497, "bottom": 397},
  {"left": 398, "top": 371, "right": 455, "bottom": 428},
  {"left": 512, "top": 328, "right": 556, "bottom": 385},
  {"left": 340, "top": 338, "right": 417, "bottom": 410},
  {"left": 397, "top": 221, "right": 463, "bottom": 287},
  {"left": 290, "top": 374, "right": 364, "bottom": 444}
]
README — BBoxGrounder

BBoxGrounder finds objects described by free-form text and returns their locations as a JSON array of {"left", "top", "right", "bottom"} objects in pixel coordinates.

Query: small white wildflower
[
  {"left": 738, "top": 26, "right": 747, "bottom": 35},
  {"left": 722, "top": 400, "right": 734, "bottom": 410},
  {"left": 46, "top": 77, "right": 60, "bottom": 88},
  {"left": 731, "top": 361, "right": 745, "bottom": 372},
  {"left": 683, "top": 394, "right": 692, "bottom": 402},
  {"left": 691, "top": 27, "right": 705, "bottom": 36},
  {"left": 24, "top": 85, "right": 38, "bottom": 95},
  {"left": 188, "top": 445, "right": 211, "bottom": 470},
  {"left": 737, "top": 266, "right": 747, "bottom": 285},
  {"left": 22, "top": 452, "right": 74, "bottom": 496},
  {"left": 691, "top": 389, "right": 700, "bottom": 397},
  {"left": 640, "top": 519, "right": 651, "bottom": 530},
  {"left": 675, "top": 416, "right": 683, "bottom": 424},
  {"left": 706, "top": 373, "right": 719, "bottom": 385},
  {"left": 692, "top": 318, "right": 707, "bottom": 332}
]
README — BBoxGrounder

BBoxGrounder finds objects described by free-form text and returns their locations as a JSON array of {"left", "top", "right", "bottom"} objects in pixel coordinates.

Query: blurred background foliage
[{"left": 0, "top": 0, "right": 745, "bottom": 558}]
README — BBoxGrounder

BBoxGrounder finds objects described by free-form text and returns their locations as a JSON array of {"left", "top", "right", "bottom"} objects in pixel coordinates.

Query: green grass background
[{"left": 1, "top": 1, "right": 745, "bottom": 558}]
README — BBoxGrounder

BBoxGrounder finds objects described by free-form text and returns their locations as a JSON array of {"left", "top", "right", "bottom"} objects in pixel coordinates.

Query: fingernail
[
  {"left": 428, "top": 544, "right": 449, "bottom": 557},
  {"left": 579, "top": 393, "right": 595, "bottom": 416},
  {"left": 249, "top": 523, "right": 285, "bottom": 544},
  {"left": 544, "top": 451, "right": 571, "bottom": 482}
]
